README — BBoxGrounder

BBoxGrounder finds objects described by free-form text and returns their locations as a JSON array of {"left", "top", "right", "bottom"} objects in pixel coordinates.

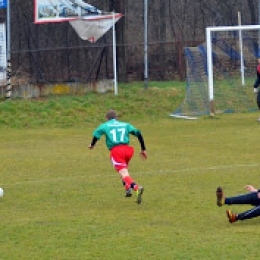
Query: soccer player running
[
  {"left": 216, "top": 185, "right": 260, "bottom": 223},
  {"left": 88, "top": 109, "right": 147, "bottom": 204}
]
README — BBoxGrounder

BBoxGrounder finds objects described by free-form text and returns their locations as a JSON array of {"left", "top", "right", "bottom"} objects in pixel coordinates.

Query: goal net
[{"left": 171, "top": 25, "right": 260, "bottom": 119}]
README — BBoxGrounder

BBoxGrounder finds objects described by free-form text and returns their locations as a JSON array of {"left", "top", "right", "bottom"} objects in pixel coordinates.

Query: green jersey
[{"left": 92, "top": 119, "right": 141, "bottom": 150}]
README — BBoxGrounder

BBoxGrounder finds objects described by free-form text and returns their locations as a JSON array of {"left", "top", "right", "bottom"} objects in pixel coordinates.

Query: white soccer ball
[{"left": 0, "top": 188, "right": 4, "bottom": 197}]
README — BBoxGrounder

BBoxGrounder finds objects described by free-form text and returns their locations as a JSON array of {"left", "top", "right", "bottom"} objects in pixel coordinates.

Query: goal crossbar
[{"left": 206, "top": 24, "right": 260, "bottom": 115}]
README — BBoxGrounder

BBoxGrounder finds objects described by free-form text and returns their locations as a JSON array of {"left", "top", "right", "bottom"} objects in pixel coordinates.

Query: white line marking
[{"left": 4, "top": 163, "right": 260, "bottom": 187}]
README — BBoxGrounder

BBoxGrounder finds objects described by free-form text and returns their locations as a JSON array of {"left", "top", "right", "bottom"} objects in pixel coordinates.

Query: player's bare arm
[
  {"left": 245, "top": 185, "right": 260, "bottom": 199},
  {"left": 244, "top": 185, "right": 257, "bottom": 192}
]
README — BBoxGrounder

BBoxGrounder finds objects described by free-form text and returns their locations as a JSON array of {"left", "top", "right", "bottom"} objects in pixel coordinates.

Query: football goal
[{"left": 171, "top": 24, "right": 260, "bottom": 119}]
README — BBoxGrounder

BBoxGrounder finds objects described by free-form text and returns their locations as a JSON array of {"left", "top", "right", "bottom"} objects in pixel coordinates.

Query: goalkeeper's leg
[{"left": 257, "top": 91, "right": 260, "bottom": 109}]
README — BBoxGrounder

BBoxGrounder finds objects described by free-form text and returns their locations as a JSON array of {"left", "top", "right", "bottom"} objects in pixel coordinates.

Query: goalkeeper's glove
[{"left": 254, "top": 87, "right": 258, "bottom": 94}]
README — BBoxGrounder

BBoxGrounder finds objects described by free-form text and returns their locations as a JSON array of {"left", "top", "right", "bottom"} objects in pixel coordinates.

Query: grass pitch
[{"left": 1, "top": 83, "right": 260, "bottom": 259}]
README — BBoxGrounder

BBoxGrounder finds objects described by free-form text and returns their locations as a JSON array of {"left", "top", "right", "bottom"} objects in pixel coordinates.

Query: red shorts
[{"left": 110, "top": 145, "right": 134, "bottom": 172}]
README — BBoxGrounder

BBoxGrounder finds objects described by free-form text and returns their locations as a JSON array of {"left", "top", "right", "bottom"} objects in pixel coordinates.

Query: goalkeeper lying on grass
[{"left": 216, "top": 185, "right": 260, "bottom": 223}]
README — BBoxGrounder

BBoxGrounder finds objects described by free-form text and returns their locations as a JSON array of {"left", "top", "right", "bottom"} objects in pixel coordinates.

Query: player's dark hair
[{"left": 106, "top": 110, "right": 117, "bottom": 120}]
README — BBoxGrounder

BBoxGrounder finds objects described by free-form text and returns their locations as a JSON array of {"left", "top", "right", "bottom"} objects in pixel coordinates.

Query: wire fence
[{"left": 0, "top": 0, "right": 258, "bottom": 98}]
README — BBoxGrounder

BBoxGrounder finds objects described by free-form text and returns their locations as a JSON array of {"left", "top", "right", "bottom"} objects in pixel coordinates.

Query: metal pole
[
  {"left": 5, "top": 0, "right": 11, "bottom": 100},
  {"left": 112, "top": 11, "right": 118, "bottom": 95},
  {"left": 144, "top": 0, "right": 148, "bottom": 89},
  {"left": 206, "top": 28, "right": 214, "bottom": 116},
  {"left": 238, "top": 12, "right": 245, "bottom": 85}
]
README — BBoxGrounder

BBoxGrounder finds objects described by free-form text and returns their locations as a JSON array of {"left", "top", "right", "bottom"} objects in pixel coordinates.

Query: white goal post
[{"left": 206, "top": 24, "right": 260, "bottom": 115}]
